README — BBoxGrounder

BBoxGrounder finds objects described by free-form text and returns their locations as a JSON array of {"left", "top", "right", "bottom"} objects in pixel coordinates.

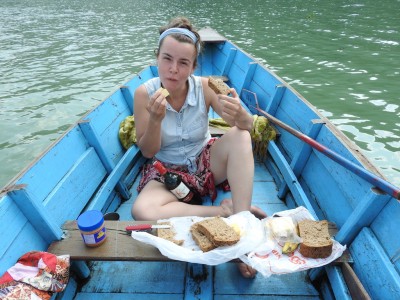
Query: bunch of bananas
[
  {"left": 118, "top": 115, "right": 136, "bottom": 150},
  {"left": 209, "top": 116, "right": 276, "bottom": 161},
  {"left": 251, "top": 115, "right": 276, "bottom": 161}
]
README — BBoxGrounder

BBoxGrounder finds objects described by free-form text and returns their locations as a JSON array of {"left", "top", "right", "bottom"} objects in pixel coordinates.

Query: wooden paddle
[{"left": 253, "top": 106, "right": 400, "bottom": 200}]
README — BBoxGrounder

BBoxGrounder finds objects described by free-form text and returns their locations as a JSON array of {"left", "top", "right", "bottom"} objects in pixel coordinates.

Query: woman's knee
[
  {"left": 131, "top": 199, "right": 149, "bottom": 220},
  {"left": 225, "top": 127, "right": 252, "bottom": 150}
]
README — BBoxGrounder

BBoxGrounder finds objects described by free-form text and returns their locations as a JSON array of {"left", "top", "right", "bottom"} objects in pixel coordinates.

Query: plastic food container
[{"left": 77, "top": 210, "right": 107, "bottom": 247}]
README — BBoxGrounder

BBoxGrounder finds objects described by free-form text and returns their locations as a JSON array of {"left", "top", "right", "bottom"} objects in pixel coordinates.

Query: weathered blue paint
[{"left": 1, "top": 27, "right": 399, "bottom": 299}]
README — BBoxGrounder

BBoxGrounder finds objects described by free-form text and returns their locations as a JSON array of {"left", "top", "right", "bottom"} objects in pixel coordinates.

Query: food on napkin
[
  {"left": 298, "top": 220, "right": 333, "bottom": 258},
  {"left": 156, "top": 222, "right": 184, "bottom": 246},
  {"left": 190, "top": 217, "right": 240, "bottom": 252}
]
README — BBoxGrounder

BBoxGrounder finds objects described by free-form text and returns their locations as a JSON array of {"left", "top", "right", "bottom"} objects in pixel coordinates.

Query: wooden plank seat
[
  {"left": 48, "top": 220, "right": 351, "bottom": 264},
  {"left": 48, "top": 220, "right": 171, "bottom": 261}
]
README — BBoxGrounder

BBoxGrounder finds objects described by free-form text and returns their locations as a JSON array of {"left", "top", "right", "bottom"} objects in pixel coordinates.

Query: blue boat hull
[{"left": 1, "top": 28, "right": 399, "bottom": 299}]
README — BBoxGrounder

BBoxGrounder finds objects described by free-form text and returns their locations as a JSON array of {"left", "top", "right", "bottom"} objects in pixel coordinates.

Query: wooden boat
[{"left": 1, "top": 27, "right": 399, "bottom": 300}]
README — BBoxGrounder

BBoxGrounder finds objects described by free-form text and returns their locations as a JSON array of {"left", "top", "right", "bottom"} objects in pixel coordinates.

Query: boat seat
[
  {"left": 47, "top": 220, "right": 173, "bottom": 262},
  {"left": 47, "top": 220, "right": 351, "bottom": 263}
]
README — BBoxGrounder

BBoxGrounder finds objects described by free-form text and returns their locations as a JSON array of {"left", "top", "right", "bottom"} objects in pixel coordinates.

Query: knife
[{"left": 125, "top": 224, "right": 171, "bottom": 231}]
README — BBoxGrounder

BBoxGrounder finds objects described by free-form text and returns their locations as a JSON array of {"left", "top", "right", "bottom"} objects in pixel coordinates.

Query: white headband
[{"left": 158, "top": 28, "right": 200, "bottom": 53}]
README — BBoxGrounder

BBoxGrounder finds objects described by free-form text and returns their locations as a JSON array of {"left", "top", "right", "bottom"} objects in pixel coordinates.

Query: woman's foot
[
  {"left": 220, "top": 199, "right": 267, "bottom": 219},
  {"left": 238, "top": 262, "right": 257, "bottom": 278}
]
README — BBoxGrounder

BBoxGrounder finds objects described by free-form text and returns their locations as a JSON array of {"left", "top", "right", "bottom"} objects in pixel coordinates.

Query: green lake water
[{"left": 1, "top": 0, "right": 399, "bottom": 188}]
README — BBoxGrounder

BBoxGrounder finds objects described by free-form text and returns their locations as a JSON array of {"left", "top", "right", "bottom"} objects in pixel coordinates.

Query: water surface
[{"left": 1, "top": 0, "right": 399, "bottom": 188}]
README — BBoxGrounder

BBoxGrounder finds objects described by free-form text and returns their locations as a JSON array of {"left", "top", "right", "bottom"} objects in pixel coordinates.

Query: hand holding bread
[
  {"left": 146, "top": 87, "right": 170, "bottom": 121},
  {"left": 208, "top": 77, "right": 252, "bottom": 130}
]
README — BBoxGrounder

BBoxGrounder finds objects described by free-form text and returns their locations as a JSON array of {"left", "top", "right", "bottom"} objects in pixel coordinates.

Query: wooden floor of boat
[{"left": 74, "top": 162, "right": 320, "bottom": 299}]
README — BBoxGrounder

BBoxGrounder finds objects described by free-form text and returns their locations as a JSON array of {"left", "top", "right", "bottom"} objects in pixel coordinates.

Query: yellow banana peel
[{"left": 282, "top": 242, "right": 299, "bottom": 254}]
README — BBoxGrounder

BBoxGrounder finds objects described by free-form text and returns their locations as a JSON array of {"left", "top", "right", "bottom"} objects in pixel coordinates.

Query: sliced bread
[
  {"left": 208, "top": 77, "right": 231, "bottom": 95},
  {"left": 298, "top": 220, "right": 333, "bottom": 258},
  {"left": 196, "top": 217, "right": 240, "bottom": 247},
  {"left": 156, "top": 222, "right": 184, "bottom": 246},
  {"left": 190, "top": 223, "right": 216, "bottom": 252}
]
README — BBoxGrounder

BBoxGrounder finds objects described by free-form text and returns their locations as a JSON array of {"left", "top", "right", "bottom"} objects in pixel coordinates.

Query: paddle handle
[{"left": 254, "top": 107, "right": 400, "bottom": 200}]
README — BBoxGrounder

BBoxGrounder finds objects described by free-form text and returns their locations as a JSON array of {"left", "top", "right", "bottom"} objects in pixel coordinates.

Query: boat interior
[{"left": 1, "top": 28, "right": 398, "bottom": 299}]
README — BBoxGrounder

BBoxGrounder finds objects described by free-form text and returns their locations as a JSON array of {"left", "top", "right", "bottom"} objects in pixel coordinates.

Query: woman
[{"left": 132, "top": 17, "right": 266, "bottom": 278}]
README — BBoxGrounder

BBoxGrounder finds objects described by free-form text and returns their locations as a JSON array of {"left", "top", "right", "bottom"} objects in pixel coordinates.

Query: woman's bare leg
[
  {"left": 210, "top": 127, "right": 254, "bottom": 213},
  {"left": 132, "top": 180, "right": 233, "bottom": 220},
  {"left": 210, "top": 127, "right": 267, "bottom": 278}
]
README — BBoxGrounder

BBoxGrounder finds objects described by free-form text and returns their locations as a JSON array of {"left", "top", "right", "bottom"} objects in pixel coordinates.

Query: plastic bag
[
  {"left": 131, "top": 211, "right": 264, "bottom": 265},
  {"left": 239, "top": 206, "right": 346, "bottom": 277},
  {"left": 265, "top": 216, "right": 302, "bottom": 245}
]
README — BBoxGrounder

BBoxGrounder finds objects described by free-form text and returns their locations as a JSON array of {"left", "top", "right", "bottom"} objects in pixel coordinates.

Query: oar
[{"left": 253, "top": 106, "right": 400, "bottom": 200}]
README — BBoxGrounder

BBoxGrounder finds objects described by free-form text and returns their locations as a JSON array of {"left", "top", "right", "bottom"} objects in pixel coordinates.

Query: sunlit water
[{"left": 1, "top": 0, "right": 399, "bottom": 188}]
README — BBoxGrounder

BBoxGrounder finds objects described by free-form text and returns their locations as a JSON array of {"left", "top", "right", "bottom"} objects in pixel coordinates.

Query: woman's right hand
[{"left": 146, "top": 89, "right": 168, "bottom": 122}]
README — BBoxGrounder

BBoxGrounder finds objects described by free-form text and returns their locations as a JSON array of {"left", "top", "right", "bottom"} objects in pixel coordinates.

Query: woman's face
[{"left": 157, "top": 36, "right": 196, "bottom": 92}]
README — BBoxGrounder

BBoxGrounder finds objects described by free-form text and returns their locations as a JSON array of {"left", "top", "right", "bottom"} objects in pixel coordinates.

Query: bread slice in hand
[
  {"left": 208, "top": 77, "right": 231, "bottom": 95},
  {"left": 156, "top": 87, "right": 170, "bottom": 98},
  {"left": 196, "top": 217, "right": 240, "bottom": 247},
  {"left": 298, "top": 220, "right": 333, "bottom": 258}
]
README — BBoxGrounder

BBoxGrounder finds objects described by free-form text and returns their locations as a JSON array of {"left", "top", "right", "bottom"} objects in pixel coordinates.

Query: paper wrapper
[
  {"left": 131, "top": 211, "right": 264, "bottom": 265},
  {"left": 239, "top": 206, "right": 346, "bottom": 277}
]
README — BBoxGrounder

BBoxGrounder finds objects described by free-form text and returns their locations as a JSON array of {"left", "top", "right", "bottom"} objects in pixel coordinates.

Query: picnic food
[
  {"left": 156, "top": 87, "right": 170, "bottom": 98},
  {"left": 195, "top": 217, "right": 240, "bottom": 247},
  {"left": 282, "top": 241, "right": 299, "bottom": 254},
  {"left": 190, "top": 223, "right": 216, "bottom": 252},
  {"left": 156, "top": 222, "right": 184, "bottom": 246},
  {"left": 298, "top": 220, "right": 333, "bottom": 258},
  {"left": 208, "top": 77, "right": 231, "bottom": 95}
]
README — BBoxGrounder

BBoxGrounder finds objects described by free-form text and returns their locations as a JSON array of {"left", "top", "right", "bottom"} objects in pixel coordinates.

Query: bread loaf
[
  {"left": 157, "top": 222, "right": 184, "bottom": 246},
  {"left": 298, "top": 220, "right": 333, "bottom": 258},
  {"left": 190, "top": 223, "right": 216, "bottom": 252},
  {"left": 196, "top": 217, "right": 240, "bottom": 247},
  {"left": 208, "top": 77, "right": 231, "bottom": 95}
]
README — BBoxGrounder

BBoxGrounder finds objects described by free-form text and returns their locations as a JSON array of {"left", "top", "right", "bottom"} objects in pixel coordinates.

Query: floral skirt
[{"left": 137, "top": 138, "right": 229, "bottom": 202}]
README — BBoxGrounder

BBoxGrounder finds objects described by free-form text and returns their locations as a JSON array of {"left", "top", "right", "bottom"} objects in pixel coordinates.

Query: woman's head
[{"left": 156, "top": 17, "right": 202, "bottom": 68}]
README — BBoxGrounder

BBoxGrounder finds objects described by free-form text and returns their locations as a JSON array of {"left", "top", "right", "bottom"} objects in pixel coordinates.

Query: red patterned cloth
[
  {"left": 0, "top": 251, "right": 70, "bottom": 300},
  {"left": 137, "top": 138, "right": 230, "bottom": 202}
]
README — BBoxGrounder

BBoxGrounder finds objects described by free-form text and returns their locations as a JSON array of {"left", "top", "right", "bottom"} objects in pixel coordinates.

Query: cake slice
[
  {"left": 190, "top": 223, "right": 216, "bottom": 252},
  {"left": 196, "top": 217, "right": 240, "bottom": 247},
  {"left": 156, "top": 222, "right": 184, "bottom": 246},
  {"left": 208, "top": 77, "right": 231, "bottom": 95},
  {"left": 298, "top": 220, "right": 333, "bottom": 258}
]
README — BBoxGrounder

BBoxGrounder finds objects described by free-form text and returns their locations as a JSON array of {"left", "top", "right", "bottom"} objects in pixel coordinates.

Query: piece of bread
[
  {"left": 208, "top": 77, "right": 231, "bottom": 95},
  {"left": 156, "top": 222, "right": 184, "bottom": 246},
  {"left": 190, "top": 223, "right": 216, "bottom": 252},
  {"left": 298, "top": 220, "right": 333, "bottom": 258},
  {"left": 156, "top": 87, "right": 170, "bottom": 98},
  {"left": 196, "top": 217, "right": 240, "bottom": 247}
]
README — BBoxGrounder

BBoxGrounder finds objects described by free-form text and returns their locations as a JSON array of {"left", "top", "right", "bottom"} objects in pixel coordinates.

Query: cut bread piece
[
  {"left": 208, "top": 77, "right": 231, "bottom": 95},
  {"left": 190, "top": 223, "right": 216, "bottom": 252},
  {"left": 156, "top": 222, "right": 184, "bottom": 246},
  {"left": 298, "top": 220, "right": 333, "bottom": 258},
  {"left": 156, "top": 87, "right": 170, "bottom": 98},
  {"left": 196, "top": 217, "right": 240, "bottom": 247}
]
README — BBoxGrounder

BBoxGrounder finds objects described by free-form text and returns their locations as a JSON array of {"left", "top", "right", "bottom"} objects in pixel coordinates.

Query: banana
[{"left": 282, "top": 242, "right": 299, "bottom": 254}]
